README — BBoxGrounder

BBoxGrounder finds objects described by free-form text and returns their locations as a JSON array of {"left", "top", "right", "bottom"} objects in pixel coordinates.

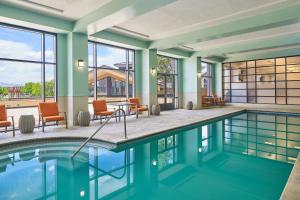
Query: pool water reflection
[{"left": 0, "top": 111, "right": 298, "bottom": 200}]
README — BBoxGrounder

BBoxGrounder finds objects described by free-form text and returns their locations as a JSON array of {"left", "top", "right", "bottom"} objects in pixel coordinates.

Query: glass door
[{"left": 157, "top": 74, "right": 175, "bottom": 110}]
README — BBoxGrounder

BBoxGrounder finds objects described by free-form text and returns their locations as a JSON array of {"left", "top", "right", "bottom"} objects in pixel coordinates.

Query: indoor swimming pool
[{"left": 0, "top": 111, "right": 299, "bottom": 200}]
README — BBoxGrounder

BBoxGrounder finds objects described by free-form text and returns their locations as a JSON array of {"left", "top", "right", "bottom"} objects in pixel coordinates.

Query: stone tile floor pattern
[{"left": 0, "top": 107, "right": 244, "bottom": 146}]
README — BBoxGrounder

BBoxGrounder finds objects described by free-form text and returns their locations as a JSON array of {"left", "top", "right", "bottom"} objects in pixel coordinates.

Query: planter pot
[
  {"left": 19, "top": 115, "right": 35, "bottom": 134},
  {"left": 151, "top": 104, "right": 160, "bottom": 115},
  {"left": 186, "top": 101, "right": 193, "bottom": 110},
  {"left": 78, "top": 111, "right": 91, "bottom": 126}
]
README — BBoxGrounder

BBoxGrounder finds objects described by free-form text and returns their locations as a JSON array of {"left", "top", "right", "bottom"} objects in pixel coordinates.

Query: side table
[
  {"left": 78, "top": 111, "right": 91, "bottom": 126},
  {"left": 19, "top": 115, "right": 35, "bottom": 134}
]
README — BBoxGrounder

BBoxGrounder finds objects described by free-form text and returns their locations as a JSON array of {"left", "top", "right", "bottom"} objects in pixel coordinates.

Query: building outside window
[
  {"left": 88, "top": 42, "right": 135, "bottom": 104},
  {"left": 201, "top": 62, "right": 213, "bottom": 97}
]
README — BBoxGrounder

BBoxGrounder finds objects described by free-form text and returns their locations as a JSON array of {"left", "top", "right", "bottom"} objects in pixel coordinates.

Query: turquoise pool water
[{"left": 0, "top": 111, "right": 299, "bottom": 200}]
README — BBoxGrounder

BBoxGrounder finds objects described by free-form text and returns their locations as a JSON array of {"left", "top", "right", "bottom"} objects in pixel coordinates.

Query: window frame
[
  {"left": 222, "top": 55, "right": 300, "bottom": 105},
  {"left": 156, "top": 54, "right": 179, "bottom": 109},
  {"left": 0, "top": 22, "right": 57, "bottom": 108},
  {"left": 201, "top": 61, "right": 213, "bottom": 97},
  {"left": 88, "top": 40, "right": 135, "bottom": 103}
]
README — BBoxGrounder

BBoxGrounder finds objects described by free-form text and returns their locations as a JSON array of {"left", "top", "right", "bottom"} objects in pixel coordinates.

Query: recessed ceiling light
[{"left": 112, "top": 26, "right": 150, "bottom": 38}]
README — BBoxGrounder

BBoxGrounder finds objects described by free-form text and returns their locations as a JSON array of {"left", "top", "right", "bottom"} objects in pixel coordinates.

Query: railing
[{"left": 71, "top": 108, "right": 127, "bottom": 159}]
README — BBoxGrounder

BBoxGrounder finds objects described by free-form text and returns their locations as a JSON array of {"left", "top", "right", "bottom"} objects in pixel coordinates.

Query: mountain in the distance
[{"left": 0, "top": 82, "right": 23, "bottom": 87}]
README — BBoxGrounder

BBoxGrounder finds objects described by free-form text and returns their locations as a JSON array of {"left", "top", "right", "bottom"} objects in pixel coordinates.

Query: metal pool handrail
[{"left": 71, "top": 108, "right": 127, "bottom": 159}]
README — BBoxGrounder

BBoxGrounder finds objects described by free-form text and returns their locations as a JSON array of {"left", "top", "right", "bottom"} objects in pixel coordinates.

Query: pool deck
[{"left": 0, "top": 106, "right": 244, "bottom": 146}]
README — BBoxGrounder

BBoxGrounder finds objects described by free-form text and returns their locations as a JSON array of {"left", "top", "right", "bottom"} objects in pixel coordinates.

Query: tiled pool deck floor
[
  {"left": 0, "top": 106, "right": 299, "bottom": 199},
  {"left": 0, "top": 107, "right": 243, "bottom": 146}
]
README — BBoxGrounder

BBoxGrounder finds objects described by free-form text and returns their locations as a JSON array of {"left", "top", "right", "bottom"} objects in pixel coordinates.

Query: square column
[
  {"left": 135, "top": 49, "right": 158, "bottom": 107},
  {"left": 178, "top": 58, "right": 184, "bottom": 108},
  {"left": 213, "top": 62, "right": 223, "bottom": 97},
  {"left": 57, "top": 33, "right": 88, "bottom": 125},
  {"left": 182, "top": 56, "right": 202, "bottom": 109}
]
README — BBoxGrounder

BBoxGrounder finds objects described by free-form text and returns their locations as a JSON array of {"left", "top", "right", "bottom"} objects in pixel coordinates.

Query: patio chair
[
  {"left": 0, "top": 105, "right": 15, "bottom": 136},
  {"left": 92, "top": 100, "right": 116, "bottom": 123},
  {"left": 128, "top": 98, "right": 149, "bottom": 117},
  {"left": 202, "top": 96, "right": 213, "bottom": 107},
  {"left": 213, "top": 94, "right": 225, "bottom": 106},
  {"left": 38, "top": 102, "right": 67, "bottom": 132}
]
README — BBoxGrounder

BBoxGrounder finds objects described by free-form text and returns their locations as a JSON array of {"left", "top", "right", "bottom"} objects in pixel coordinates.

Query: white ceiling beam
[
  {"left": 150, "top": 2, "right": 300, "bottom": 49},
  {"left": 74, "top": 0, "right": 177, "bottom": 35}
]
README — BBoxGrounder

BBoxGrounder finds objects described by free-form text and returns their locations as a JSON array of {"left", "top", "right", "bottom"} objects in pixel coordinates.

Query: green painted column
[
  {"left": 182, "top": 56, "right": 202, "bottom": 109},
  {"left": 140, "top": 49, "right": 158, "bottom": 106},
  {"left": 178, "top": 58, "right": 184, "bottom": 108},
  {"left": 57, "top": 34, "right": 68, "bottom": 98},
  {"left": 213, "top": 62, "right": 223, "bottom": 97},
  {"left": 57, "top": 32, "right": 88, "bottom": 125},
  {"left": 135, "top": 50, "right": 143, "bottom": 99}
]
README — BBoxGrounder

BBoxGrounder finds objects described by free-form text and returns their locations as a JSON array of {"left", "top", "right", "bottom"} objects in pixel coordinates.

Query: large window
[
  {"left": 88, "top": 42, "right": 135, "bottom": 103},
  {"left": 0, "top": 24, "right": 56, "bottom": 108},
  {"left": 223, "top": 56, "right": 300, "bottom": 104},
  {"left": 157, "top": 55, "right": 178, "bottom": 110},
  {"left": 201, "top": 62, "right": 213, "bottom": 96}
]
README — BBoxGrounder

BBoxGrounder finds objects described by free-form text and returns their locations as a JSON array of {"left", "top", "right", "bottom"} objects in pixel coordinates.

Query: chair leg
[
  {"left": 12, "top": 125, "right": 15, "bottom": 137},
  {"left": 38, "top": 115, "right": 40, "bottom": 129},
  {"left": 12, "top": 116, "right": 15, "bottom": 137},
  {"left": 42, "top": 122, "right": 45, "bottom": 132},
  {"left": 64, "top": 112, "right": 68, "bottom": 129},
  {"left": 5, "top": 127, "right": 7, "bottom": 133}
]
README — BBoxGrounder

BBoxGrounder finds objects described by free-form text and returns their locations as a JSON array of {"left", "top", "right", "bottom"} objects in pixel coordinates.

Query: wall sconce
[
  {"left": 77, "top": 59, "right": 85, "bottom": 68},
  {"left": 151, "top": 67, "right": 156, "bottom": 75},
  {"left": 197, "top": 72, "right": 202, "bottom": 78},
  {"left": 152, "top": 159, "right": 157, "bottom": 166},
  {"left": 198, "top": 147, "right": 202, "bottom": 153}
]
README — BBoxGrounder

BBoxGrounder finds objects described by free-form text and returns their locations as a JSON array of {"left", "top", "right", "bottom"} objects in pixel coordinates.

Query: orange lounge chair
[
  {"left": 38, "top": 102, "right": 67, "bottom": 132},
  {"left": 92, "top": 100, "right": 116, "bottom": 123},
  {"left": 128, "top": 98, "right": 149, "bottom": 118},
  {"left": 202, "top": 96, "right": 213, "bottom": 107},
  {"left": 213, "top": 94, "right": 225, "bottom": 106},
  {"left": 0, "top": 105, "right": 15, "bottom": 136}
]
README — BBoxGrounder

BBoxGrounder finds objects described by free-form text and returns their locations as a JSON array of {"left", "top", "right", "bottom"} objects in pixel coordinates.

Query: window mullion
[
  {"left": 42, "top": 33, "right": 46, "bottom": 102},
  {"left": 126, "top": 50, "right": 129, "bottom": 100},
  {"left": 94, "top": 43, "right": 97, "bottom": 100}
]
